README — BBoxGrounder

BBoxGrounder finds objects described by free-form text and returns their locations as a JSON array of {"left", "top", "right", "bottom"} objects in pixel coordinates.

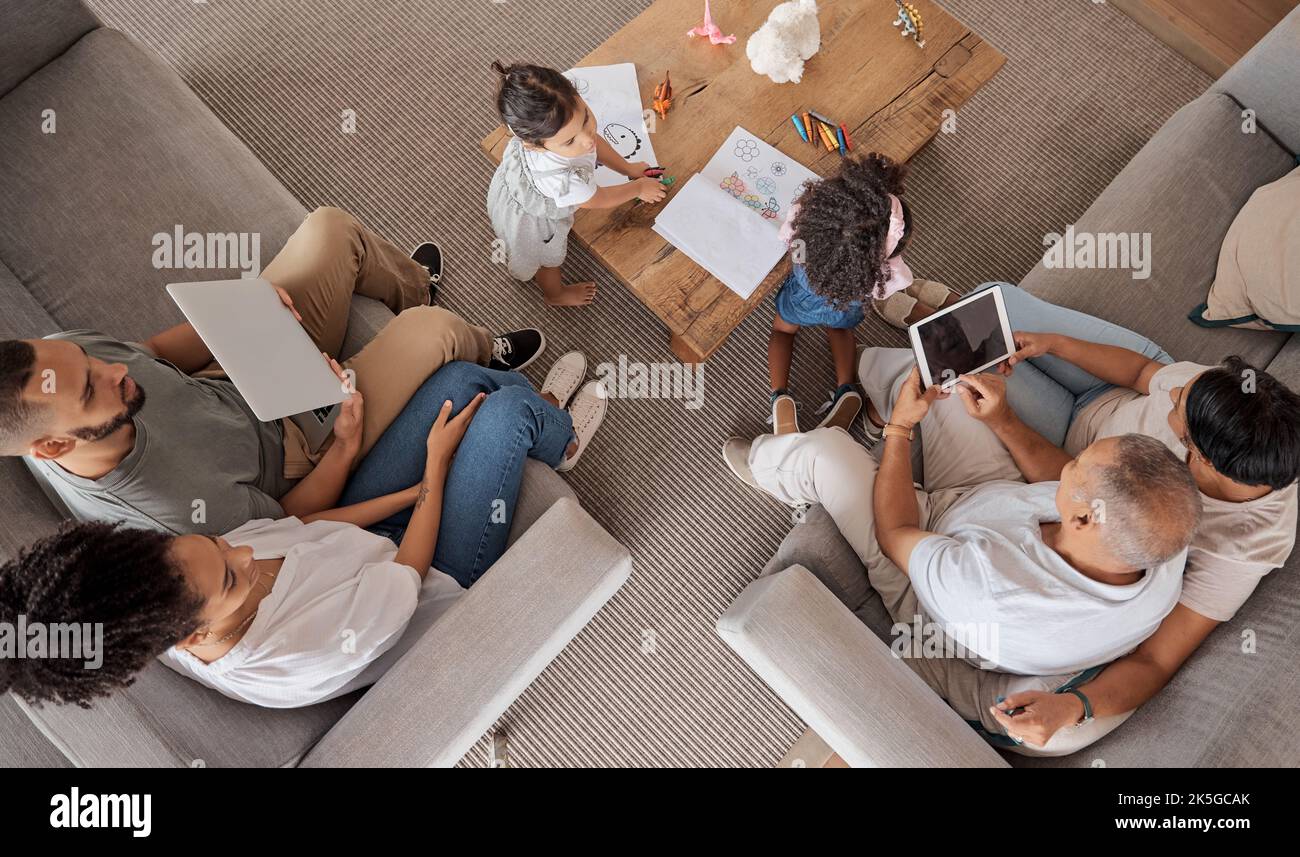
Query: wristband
[
  {"left": 882, "top": 423, "right": 914, "bottom": 441},
  {"left": 1064, "top": 688, "right": 1094, "bottom": 725}
]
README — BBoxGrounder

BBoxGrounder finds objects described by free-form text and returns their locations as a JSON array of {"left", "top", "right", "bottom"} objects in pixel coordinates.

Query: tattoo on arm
[{"left": 414, "top": 481, "right": 430, "bottom": 510}]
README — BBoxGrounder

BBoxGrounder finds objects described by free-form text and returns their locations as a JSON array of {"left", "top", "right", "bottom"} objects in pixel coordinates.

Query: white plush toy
[{"left": 746, "top": 0, "right": 821, "bottom": 85}]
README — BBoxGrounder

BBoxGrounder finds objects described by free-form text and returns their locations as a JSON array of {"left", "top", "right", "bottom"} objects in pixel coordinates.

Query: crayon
[
  {"left": 836, "top": 125, "right": 847, "bottom": 156},
  {"left": 817, "top": 121, "right": 836, "bottom": 152},
  {"left": 809, "top": 110, "right": 837, "bottom": 127},
  {"left": 790, "top": 114, "right": 809, "bottom": 143},
  {"left": 839, "top": 123, "right": 853, "bottom": 151},
  {"left": 802, "top": 112, "right": 815, "bottom": 145}
]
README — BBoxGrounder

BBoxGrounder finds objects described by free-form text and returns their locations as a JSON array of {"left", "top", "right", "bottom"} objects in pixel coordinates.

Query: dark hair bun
[{"left": 492, "top": 62, "right": 580, "bottom": 145}]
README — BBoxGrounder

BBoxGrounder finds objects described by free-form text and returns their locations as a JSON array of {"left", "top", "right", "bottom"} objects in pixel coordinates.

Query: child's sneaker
[
  {"left": 770, "top": 390, "right": 799, "bottom": 435},
  {"left": 814, "top": 385, "right": 863, "bottom": 432},
  {"left": 556, "top": 380, "right": 607, "bottom": 472},
  {"left": 541, "top": 351, "right": 586, "bottom": 409}
]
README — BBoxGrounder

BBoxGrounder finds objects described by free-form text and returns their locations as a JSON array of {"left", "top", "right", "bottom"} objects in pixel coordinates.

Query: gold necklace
[{"left": 191, "top": 564, "right": 278, "bottom": 650}]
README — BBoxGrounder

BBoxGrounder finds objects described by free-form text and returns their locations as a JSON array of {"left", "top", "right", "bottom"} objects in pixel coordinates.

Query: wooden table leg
[{"left": 670, "top": 334, "right": 707, "bottom": 365}]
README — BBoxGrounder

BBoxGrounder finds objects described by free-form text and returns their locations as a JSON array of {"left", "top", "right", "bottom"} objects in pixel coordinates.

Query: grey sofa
[
  {"left": 0, "top": 0, "right": 631, "bottom": 767},
  {"left": 720, "top": 7, "right": 1300, "bottom": 767}
]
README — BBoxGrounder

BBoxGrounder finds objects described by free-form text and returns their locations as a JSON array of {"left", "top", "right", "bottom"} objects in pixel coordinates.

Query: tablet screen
[{"left": 915, "top": 290, "right": 1010, "bottom": 385}]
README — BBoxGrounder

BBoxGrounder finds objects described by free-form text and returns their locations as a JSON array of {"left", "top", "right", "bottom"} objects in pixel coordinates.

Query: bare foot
[{"left": 543, "top": 281, "right": 597, "bottom": 307}]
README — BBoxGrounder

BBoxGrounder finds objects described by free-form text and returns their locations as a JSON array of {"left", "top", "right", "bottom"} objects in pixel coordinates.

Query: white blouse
[{"left": 160, "top": 517, "right": 463, "bottom": 708}]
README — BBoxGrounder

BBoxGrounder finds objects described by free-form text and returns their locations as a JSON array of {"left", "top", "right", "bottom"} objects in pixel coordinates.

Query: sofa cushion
[
  {"left": 760, "top": 506, "right": 893, "bottom": 641},
  {"left": 1193, "top": 166, "right": 1300, "bottom": 331},
  {"left": 1213, "top": 5, "right": 1300, "bottom": 155},
  {"left": 0, "top": 28, "right": 306, "bottom": 341},
  {"left": 1019, "top": 92, "right": 1296, "bottom": 369},
  {"left": 18, "top": 660, "right": 360, "bottom": 768},
  {"left": 0, "top": 693, "right": 68, "bottom": 767},
  {"left": 0, "top": 0, "right": 98, "bottom": 99}
]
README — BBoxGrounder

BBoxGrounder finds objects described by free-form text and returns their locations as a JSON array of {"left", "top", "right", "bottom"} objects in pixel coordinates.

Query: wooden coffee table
[{"left": 482, "top": 0, "right": 1004, "bottom": 363}]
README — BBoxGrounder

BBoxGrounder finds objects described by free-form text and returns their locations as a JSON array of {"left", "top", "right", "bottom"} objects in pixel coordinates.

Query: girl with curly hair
[{"left": 768, "top": 153, "right": 958, "bottom": 436}]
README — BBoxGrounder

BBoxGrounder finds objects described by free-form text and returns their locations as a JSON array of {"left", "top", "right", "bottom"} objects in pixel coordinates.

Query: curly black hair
[
  {"left": 791, "top": 152, "right": 909, "bottom": 308},
  {"left": 491, "top": 61, "right": 580, "bottom": 145},
  {"left": 0, "top": 522, "right": 203, "bottom": 708}
]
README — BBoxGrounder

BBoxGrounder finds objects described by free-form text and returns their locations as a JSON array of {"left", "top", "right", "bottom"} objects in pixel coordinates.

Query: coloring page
[
  {"left": 564, "top": 63, "right": 658, "bottom": 187},
  {"left": 653, "top": 126, "right": 818, "bottom": 299}
]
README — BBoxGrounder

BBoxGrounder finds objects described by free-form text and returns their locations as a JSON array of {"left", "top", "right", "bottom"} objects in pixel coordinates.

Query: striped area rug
[{"left": 86, "top": 0, "right": 1210, "bottom": 766}]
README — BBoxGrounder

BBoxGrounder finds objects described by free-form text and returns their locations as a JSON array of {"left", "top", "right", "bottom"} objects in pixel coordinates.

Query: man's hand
[
  {"left": 1000, "top": 331, "right": 1056, "bottom": 375},
  {"left": 891, "top": 366, "right": 946, "bottom": 429},
  {"left": 426, "top": 393, "right": 486, "bottom": 470},
  {"left": 275, "top": 286, "right": 304, "bottom": 323},
  {"left": 989, "top": 690, "right": 1085, "bottom": 748},
  {"left": 325, "top": 356, "right": 364, "bottom": 453},
  {"left": 956, "top": 373, "right": 1013, "bottom": 428}
]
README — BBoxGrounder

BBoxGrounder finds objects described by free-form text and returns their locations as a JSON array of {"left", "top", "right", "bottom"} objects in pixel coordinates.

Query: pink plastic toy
[{"left": 687, "top": 0, "right": 736, "bottom": 45}]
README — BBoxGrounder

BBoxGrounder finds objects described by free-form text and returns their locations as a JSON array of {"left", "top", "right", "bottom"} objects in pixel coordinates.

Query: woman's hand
[
  {"left": 635, "top": 176, "right": 667, "bottom": 203},
  {"left": 890, "top": 366, "right": 946, "bottom": 429},
  {"left": 955, "top": 372, "right": 1012, "bottom": 428},
  {"left": 989, "top": 690, "right": 1085, "bottom": 748},
  {"left": 1000, "top": 331, "right": 1057, "bottom": 375},
  {"left": 425, "top": 393, "right": 486, "bottom": 471}
]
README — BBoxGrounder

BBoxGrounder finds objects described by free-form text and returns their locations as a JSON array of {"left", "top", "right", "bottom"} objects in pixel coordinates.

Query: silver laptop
[{"left": 166, "top": 278, "right": 346, "bottom": 452}]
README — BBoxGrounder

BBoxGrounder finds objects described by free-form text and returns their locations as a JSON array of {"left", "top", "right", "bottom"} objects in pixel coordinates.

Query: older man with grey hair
[{"left": 722, "top": 347, "right": 1202, "bottom": 682}]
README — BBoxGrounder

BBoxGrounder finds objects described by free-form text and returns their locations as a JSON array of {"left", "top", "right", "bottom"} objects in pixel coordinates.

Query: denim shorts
[{"left": 774, "top": 265, "right": 864, "bottom": 329}]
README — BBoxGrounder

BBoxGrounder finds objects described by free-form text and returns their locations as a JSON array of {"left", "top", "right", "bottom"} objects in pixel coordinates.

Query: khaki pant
[{"left": 259, "top": 207, "right": 493, "bottom": 477}]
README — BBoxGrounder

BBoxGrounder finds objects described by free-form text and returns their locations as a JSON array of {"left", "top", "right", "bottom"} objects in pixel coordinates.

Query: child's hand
[
  {"left": 625, "top": 161, "right": 651, "bottom": 178},
  {"left": 636, "top": 176, "right": 667, "bottom": 203}
]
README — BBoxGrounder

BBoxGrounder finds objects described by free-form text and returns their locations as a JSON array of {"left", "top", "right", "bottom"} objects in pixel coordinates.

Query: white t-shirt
[
  {"left": 908, "top": 481, "right": 1185, "bottom": 676},
  {"left": 161, "top": 517, "right": 463, "bottom": 708},
  {"left": 522, "top": 146, "right": 599, "bottom": 208},
  {"left": 1067, "top": 361, "right": 1298, "bottom": 622}
]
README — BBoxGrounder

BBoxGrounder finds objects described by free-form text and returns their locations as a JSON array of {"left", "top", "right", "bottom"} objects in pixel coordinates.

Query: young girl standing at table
[
  {"left": 487, "top": 62, "right": 667, "bottom": 307},
  {"left": 768, "top": 153, "right": 958, "bottom": 435}
]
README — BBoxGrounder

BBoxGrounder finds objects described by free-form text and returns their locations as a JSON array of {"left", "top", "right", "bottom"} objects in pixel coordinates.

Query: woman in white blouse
[{"left": 0, "top": 358, "right": 605, "bottom": 709}]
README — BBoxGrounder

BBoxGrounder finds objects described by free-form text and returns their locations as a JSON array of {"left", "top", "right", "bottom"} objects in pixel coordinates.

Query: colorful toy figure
[
  {"left": 892, "top": 0, "right": 925, "bottom": 48},
  {"left": 652, "top": 71, "right": 674, "bottom": 120},
  {"left": 687, "top": 0, "right": 736, "bottom": 45}
]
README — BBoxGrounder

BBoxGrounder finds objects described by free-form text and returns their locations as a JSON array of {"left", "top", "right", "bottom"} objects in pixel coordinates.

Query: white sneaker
[
  {"left": 556, "top": 380, "right": 607, "bottom": 472},
  {"left": 721, "top": 437, "right": 761, "bottom": 492},
  {"left": 541, "top": 350, "right": 586, "bottom": 410}
]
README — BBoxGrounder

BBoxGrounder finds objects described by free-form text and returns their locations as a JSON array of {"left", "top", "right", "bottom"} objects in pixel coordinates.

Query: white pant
[{"left": 748, "top": 348, "right": 1131, "bottom": 756}]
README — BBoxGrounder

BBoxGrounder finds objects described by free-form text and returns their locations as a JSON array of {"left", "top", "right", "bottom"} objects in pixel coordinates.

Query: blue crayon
[
  {"left": 835, "top": 125, "right": 847, "bottom": 156},
  {"left": 791, "top": 113, "right": 810, "bottom": 143}
]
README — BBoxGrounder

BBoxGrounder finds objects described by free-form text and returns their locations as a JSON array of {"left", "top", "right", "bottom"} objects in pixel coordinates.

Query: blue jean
[
  {"left": 974, "top": 282, "right": 1174, "bottom": 446},
  {"left": 340, "top": 361, "right": 575, "bottom": 588}
]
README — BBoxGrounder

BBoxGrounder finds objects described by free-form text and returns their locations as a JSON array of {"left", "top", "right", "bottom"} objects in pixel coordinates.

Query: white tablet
[
  {"left": 166, "top": 279, "right": 345, "bottom": 448},
  {"left": 908, "top": 285, "right": 1014, "bottom": 389}
]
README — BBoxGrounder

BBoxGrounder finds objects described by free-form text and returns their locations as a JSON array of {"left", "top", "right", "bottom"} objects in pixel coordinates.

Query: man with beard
[{"left": 0, "top": 207, "right": 543, "bottom": 535}]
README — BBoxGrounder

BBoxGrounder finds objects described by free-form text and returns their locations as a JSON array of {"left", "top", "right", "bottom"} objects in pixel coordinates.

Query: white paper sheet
[
  {"left": 653, "top": 126, "right": 819, "bottom": 299},
  {"left": 564, "top": 63, "right": 658, "bottom": 187}
]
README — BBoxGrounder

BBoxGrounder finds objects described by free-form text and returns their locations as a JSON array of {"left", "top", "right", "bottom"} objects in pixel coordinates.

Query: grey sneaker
[
  {"left": 556, "top": 380, "right": 607, "bottom": 473},
  {"left": 541, "top": 351, "right": 586, "bottom": 410}
]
